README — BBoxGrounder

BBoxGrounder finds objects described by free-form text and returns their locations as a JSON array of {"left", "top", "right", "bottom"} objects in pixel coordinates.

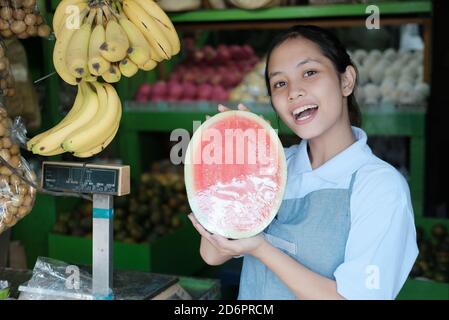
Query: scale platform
[{"left": 17, "top": 257, "right": 190, "bottom": 300}]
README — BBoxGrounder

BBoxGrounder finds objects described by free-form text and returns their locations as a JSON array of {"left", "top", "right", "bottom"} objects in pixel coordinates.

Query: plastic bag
[
  {"left": 0, "top": 0, "right": 50, "bottom": 39},
  {"left": 0, "top": 280, "right": 10, "bottom": 299},
  {"left": 0, "top": 105, "right": 36, "bottom": 235},
  {"left": 18, "top": 256, "right": 185, "bottom": 300},
  {"left": 0, "top": 40, "right": 15, "bottom": 97},
  {"left": 4, "top": 38, "right": 41, "bottom": 129},
  {"left": 18, "top": 257, "right": 97, "bottom": 300}
]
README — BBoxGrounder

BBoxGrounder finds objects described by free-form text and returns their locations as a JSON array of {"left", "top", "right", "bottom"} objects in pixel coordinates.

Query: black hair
[{"left": 264, "top": 25, "right": 362, "bottom": 127}]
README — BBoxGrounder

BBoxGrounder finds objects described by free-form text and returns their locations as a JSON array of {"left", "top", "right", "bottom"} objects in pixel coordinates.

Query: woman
[{"left": 188, "top": 25, "right": 418, "bottom": 300}]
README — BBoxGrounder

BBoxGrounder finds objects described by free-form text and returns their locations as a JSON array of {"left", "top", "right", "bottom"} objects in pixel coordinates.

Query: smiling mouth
[{"left": 292, "top": 104, "right": 319, "bottom": 121}]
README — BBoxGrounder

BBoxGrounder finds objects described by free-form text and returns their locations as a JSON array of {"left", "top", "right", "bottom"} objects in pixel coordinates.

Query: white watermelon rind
[{"left": 184, "top": 110, "right": 287, "bottom": 239}]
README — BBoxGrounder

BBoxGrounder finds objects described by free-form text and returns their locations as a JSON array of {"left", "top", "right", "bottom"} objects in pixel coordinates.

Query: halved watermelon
[{"left": 184, "top": 110, "right": 287, "bottom": 239}]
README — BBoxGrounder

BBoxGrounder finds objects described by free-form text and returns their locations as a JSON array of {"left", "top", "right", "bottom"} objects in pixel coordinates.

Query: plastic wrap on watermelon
[{"left": 184, "top": 110, "right": 287, "bottom": 239}]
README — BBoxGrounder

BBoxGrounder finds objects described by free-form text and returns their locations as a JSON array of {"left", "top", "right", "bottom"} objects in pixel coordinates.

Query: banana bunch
[
  {"left": 27, "top": 81, "right": 122, "bottom": 158},
  {"left": 53, "top": 0, "right": 180, "bottom": 85}
]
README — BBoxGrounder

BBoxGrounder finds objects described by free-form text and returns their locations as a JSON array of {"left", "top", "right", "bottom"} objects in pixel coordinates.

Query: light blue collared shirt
[{"left": 282, "top": 126, "right": 419, "bottom": 299}]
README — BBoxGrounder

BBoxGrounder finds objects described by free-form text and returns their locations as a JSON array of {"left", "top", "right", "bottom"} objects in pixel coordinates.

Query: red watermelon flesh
[{"left": 185, "top": 111, "right": 287, "bottom": 239}]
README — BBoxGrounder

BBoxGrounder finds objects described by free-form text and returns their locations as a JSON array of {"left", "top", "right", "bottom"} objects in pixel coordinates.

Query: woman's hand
[
  {"left": 206, "top": 103, "right": 250, "bottom": 120},
  {"left": 218, "top": 103, "right": 250, "bottom": 113},
  {"left": 188, "top": 213, "right": 267, "bottom": 258},
  {"left": 206, "top": 103, "right": 270, "bottom": 125}
]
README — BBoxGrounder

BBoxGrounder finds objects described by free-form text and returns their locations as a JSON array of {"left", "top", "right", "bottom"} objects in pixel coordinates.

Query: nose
[{"left": 288, "top": 86, "right": 306, "bottom": 102}]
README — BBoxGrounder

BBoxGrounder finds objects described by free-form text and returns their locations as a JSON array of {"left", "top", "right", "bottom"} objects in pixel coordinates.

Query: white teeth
[
  {"left": 292, "top": 104, "right": 318, "bottom": 117},
  {"left": 298, "top": 113, "right": 312, "bottom": 121},
  {"left": 293, "top": 104, "right": 318, "bottom": 120},
  {"left": 293, "top": 104, "right": 318, "bottom": 115}
]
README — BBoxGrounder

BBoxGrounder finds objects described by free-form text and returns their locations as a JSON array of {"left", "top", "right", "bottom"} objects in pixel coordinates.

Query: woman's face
[{"left": 267, "top": 37, "right": 355, "bottom": 140}]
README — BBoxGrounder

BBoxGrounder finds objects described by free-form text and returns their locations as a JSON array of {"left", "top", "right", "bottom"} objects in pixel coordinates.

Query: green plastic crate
[
  {"left": 397, "top": 217, "right": 449, "bottom": 300},
  {"left": 397, "top": 278, "right": 449, "bottom": 300},
  {"left": 179, "top": 277, "right": 221, "bottom": 300},
  {"left": 48, "top": 215, "right": 205, "bottom": 276}
]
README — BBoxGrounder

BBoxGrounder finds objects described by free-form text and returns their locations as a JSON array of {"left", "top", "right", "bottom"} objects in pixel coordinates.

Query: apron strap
[{"left": 348, "top": 171, "right": 358, "bottom": 194}]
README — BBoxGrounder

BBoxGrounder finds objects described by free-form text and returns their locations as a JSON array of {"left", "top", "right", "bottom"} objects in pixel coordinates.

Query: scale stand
[
  {"left": 17, "top": 161, "right": 191, "bottom": 300},
  {"left": 92, "top": 193, "right": 114, "bottom": 299},
  {"left": 41, "top": 161, "right": 130, "bottom": 299}
]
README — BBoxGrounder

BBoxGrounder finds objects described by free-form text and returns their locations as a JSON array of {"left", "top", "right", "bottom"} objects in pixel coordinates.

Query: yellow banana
[
  {"left": 27, "top": 131, "right": 50, "bottom": 151},
  {"left": 72, "top": 123, "right": 119, "bottom": 158},
  {"left": 32, "top": 82, "right": 99, "bottom": 155},
  {"left": 117, "top": 14, "right": 152, "bottom": 66},
  {"left": 102, "top": 64, "right": 121, "bottom": 83},
  {"left": 128, "top": 46, "right": 152, "bottom": 67},
  {"left": 35, "top": 144, "right": 65, "bottom": 156},
  {"left": 66, "top": 9, "right": 95, "bottom": 78},
  {"left": 88, "top": 10, "right": 110, "bottom": 76},
  {"left": 53, "top": 7, "right": 89, "bottom": 85},
  {"left": 132, "top": 0, "right": 180, "bottom": 56},
  {"left": 55, "top": 2, "right": 89, "bottom": 39},
  {"left": 115, "top": 2, "right": 152, "bottom": 65},
  {"left": 122, "top": 0, "right": 171, "bottom": 61},
  {"left": 62, "top": 82, "right": 121, "bottom": 153},
  {"left": 73, "top": 83, "right": 122, "bottom": 157},
  {"left": 53, "top": 0, "right": 87, "bottom": 38},
  {"left": 99, "top": 8, "right": 129, "bottom": 62},
  {"left": 27, "top": 83, "right": 85, "bottom": 151},
  {"left": 84, "top": 73, "right": 98, "bottom": 82},
  {"left": 119, "top": 58, "right": 139, "bottom": 77},
  {"left": 138, "top": 58, "right": 157, "bottom": 71},
  {"left": 38, "top": 147, "right": 67, "bottom": 156}
]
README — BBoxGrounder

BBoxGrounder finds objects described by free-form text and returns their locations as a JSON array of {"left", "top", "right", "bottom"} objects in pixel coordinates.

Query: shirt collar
[{"left": 291, "top": 127, "right": 372, "bottom": 183}]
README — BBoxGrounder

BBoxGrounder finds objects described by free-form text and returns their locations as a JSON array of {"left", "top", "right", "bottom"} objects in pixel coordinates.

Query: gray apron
[{"left": 238, "top": 171, "right": 357, "bottom": 299}]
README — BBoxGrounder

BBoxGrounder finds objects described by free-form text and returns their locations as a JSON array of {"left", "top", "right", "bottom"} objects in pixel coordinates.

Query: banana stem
[
  {"left": 78, "top": 7, "right": 91, "bottom": 25},
  {"left": 96, "top": 6, "right": 104, "bottom": 26},
  {"left": 101, "top": 3, "right": 114, "bottom": 22},
  {"left": 114, "top": 0, "right": 126, "bottom": 18},
  {"left": 109, "top": 1, "right": 122, "bottom": 20},
  {"left": 86, "top": 7, "right": 97, "bottom": 26}
]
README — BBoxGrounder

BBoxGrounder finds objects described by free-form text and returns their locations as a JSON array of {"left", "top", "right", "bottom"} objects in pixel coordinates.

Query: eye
[
  {"left": 273, "top": 81, "right": 286, "bottom": 89},
  {"left": 304, "top": 70, "right": 317, "bottom": 78}
]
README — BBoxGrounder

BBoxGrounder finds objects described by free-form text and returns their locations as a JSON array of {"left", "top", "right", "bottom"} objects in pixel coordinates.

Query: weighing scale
[{"left": 17, "top": 161, "right": 189, "bottom": 300}]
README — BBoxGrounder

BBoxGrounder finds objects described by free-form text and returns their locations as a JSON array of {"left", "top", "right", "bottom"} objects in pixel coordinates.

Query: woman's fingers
[
  {"left": 237, "top": 103, "right": 250, "bottom": 111},
  {"left": 218, "top": 103, "right": 252, "bottom": 114},
  {"left": 187, "top": 214, "right": 234, "bottom": 254},
  {"left": 188, "top": 214, "right": 211, "bottom": 238},
  {"left": 210, "top": 234, "right": 241, "bottom": 255},
  {"left": 211, "top": 234, "right": 232, "bottom": 249},
  {"left": 187, "top": 214, "right": 227, "bottom": 251},
  {"left": 188, "top": 213, "right": 197, "bottom": 224},
  {"left": 208, "top": 236, "right": 235, "bottom": 255},
  {"left": 218, "top": 104, "right": 231, "bottom": 112}
]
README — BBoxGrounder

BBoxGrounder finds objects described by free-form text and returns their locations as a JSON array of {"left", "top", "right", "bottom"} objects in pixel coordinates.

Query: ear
[{"left": 341, "top": 65, "right": 357, "bottom": 97}]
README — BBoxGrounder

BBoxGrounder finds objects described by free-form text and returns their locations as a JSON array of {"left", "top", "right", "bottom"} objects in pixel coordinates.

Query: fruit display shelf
[
  {"left": 119, "top": 101, "right": 426, "bottom": 216},
  {"left": 47, "top": 1, "right": 431, "bottom": 22},
  {"left": 166, "top": 1, "right": 432, "bottom": 86},
  {"left": 397, "top": 216, "right": 449, "bottom": 300},
  {"left": 48, "top": 214, "right": 204, "bottom": 276},
  {"left": 168, "top": 1, "right": 431, "bottom": 23}
]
